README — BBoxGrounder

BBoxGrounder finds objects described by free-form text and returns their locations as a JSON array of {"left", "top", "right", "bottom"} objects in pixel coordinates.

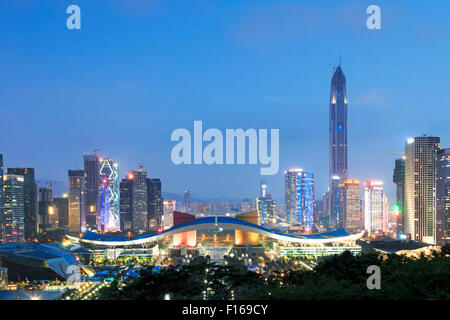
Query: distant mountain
[{"left": 162, "top": 192, "right": 252, "bottom": 203}]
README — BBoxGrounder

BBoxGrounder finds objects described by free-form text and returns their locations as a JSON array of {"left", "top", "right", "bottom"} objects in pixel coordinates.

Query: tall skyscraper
[
  {"left": 119, "top": 175, "right": 133, "bottom": 231},
  {"left": 68, "top": 170, "right": 85, "bottom": 233},
  {"left": 342, "top": 179, "right": 361, "bottom": 232},
  {"left": 257, "top": 180, "right": 277, "bottom": 225},
  {"left": 404, "top": 136, "right": 440, "bottom": 244},
  {"left": 83, "top": 153, "right": 99, "bottom": 231},
  {"left": 285, "top": 168, "right": 315, "bottom": 230},
  {"left": 393, "top": 158, "right": 406, "bottom": 234},
  {"left": 6, "top": 168, "right": 38, "bottom": 239},
  {"left": 97, "top": 157, "right": 120, "bottom": 232},
  {"left": 131, "top": 169, "right": 148, "bottom": 232},
  {"left": 436, "top": 148, "right": 449, "bottom": 245},
  {"left": 2, "top": 174, "right": 25, "bottom": 243},
  {"left": 329, "top": 64, "right": 348, "bottom": 222},
  {"left": 147, "top": 178, "right": 162, "bottom": 230},
  {"left": 364, "top": 180, "right": 385, "bottom": 234},
  {"left": 329, "top": 176, "right": 345, "bottom": 229}
]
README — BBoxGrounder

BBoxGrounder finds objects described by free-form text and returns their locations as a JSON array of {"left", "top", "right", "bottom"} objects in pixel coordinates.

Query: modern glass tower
[
  {"left": 6, "top": 168, "right": 38, "bottom": 239},
  {"left": 328, "top": 65, "right": 348, "bottom": 224},
  {"left": 2, "top": 174, "right": 25, "bottom": 243},
  {"left": 83, "top": 153, "right": 99, "bottom": 231},
  {"left": 285, "top": 168, "right": 315, "bottom": 230}
]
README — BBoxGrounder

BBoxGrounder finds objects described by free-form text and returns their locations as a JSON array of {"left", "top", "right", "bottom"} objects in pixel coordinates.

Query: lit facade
[
  {"left": 285, "top": 169, "right": 315, "bottom": 230},
  {"left": 163, "top": 200, "right": 176, "bottom": 230},
  {"left": 2, "top": 174, "right": 25, "bottom": 243},
  {"left": 329, "top": 65, "right": 348, "bottom": 224},
  {"left": 342, "top": 179, "right": 361, "bottom": 232},
  {"left": 404, "top": 136, "right": 440, "bottom": 244},
  {"left": 364, "top": 180, "right": 384, "bottom": 234},
  {"left": 68, "top": 170, "right": 85, "bottom": 233},
  {"left": 6, "top": 168, "right": 38, "bottom": 239},
  {"left": 83, "top": 153, "right": 99, "bottom": 231},
  {"left": 97, "top": 157, "right": 120, "bottom": 233},
  {"left": 436, "top": 148, "right": 449, "bottom": 245}
]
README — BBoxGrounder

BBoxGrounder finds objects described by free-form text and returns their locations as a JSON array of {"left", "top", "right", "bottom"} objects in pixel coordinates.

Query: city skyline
[{"left": 1, "top": 1, "right": 450, "bottom": 204}]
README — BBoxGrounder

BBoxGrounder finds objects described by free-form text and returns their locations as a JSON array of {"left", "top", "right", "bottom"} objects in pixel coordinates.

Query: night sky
[{"left": 1, "top": 0, "right": 449, "bottom": 204}]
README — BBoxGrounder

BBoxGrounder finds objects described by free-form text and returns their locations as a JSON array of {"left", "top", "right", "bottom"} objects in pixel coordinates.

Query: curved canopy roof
[{"left": 67, "top": 216, "right": 364, "bottom": 246}]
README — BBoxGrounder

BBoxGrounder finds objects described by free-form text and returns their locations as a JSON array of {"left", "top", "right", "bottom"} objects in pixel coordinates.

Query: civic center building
[{"left": 67, "top": 211, "right": 364, "bottom": 260}]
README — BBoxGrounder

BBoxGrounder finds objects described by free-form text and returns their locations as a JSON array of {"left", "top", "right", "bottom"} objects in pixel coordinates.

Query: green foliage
[{"left": 91, "top": 248, "right": 450, "bottom": 300}]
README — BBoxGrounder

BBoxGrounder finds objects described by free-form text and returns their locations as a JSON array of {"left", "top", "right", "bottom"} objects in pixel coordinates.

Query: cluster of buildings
[
  {"left": 255, "top": 65, "right": 449, "bottom": 247},
  {"left": 0, "top": 153, "right": 163, "bottom": 244}
]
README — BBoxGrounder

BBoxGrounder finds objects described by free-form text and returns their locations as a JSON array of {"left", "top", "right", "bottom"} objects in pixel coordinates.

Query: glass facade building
[
  {"left": 2, "top": 174, "right": 25, "bottom": 243},
  {"left": 285, "top": 169, "right": 314, "bottom": 230}
]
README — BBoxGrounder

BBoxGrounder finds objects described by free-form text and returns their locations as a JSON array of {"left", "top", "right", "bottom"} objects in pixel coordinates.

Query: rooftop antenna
[{"left": 339, "top": 54, "right": 342, "bottom": 67}]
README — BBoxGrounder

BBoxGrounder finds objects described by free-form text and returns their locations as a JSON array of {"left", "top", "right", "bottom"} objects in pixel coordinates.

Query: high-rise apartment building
[
  {"left": 404, "top": 136, "right": 440, "bottom": 244},
  {"left": 6, "top": 168, "right": 38, "bottom": 239},
  {"left": 364, "top": 180, "right": 385, "bottom": 234},
  {"left": 163, "top": 199, "right": 176, "bottom": 230},
  {"left": 436, "top": 148, "right": 449, "bottom": 245},
  {"left": 285, "top": 168, "right": 314, "bottom": 230},
  {"left": 2, "top": 174, "right": 25, "bottom": 243},
  {"left": 184, "top": 190, "right": 191, "bottom": 212},
  {"left": 38, "top": 186, "right": 55, "bottom": 231},
  {"left": 53, "top": 196, "right": 69, "bottom": 228},
  {"left": 68, "top": 170, "right": 85, "bottom": 233}
]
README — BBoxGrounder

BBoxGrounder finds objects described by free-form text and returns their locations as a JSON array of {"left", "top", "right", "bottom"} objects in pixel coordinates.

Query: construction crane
[
  {"left": 93, "top": 148, "right": 103, "bottom": 156},
  {"left": 137, "top": 153, "right": 151, "bottom": 171}
]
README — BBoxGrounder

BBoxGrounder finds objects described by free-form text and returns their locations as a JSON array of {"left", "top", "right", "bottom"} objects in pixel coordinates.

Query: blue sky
[{"left": 0, "top": 0, "right": 449, "bottom": 203}]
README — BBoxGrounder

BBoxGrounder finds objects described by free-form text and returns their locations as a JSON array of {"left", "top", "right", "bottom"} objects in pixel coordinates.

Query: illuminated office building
[
  {"left": 285, "top": 169, "right": 315, "bottom": 230},
  {"left": 97, "top": 157, "right": 120, "bottom": 233},
  {"left": 364, "top": 180, "right": 384, "bottom": 234},
  {"left": 436, "top": 148, "right": 449, "bottom": 245},
  {"left": 329, "top": 64, "right": 348, "bottom": 222},
  {"left": 131, "top": 169, "right": 149, "bottom": 232},
  {"left": 163, "top": 200, "right": 176, "bottom": 230},
  {"left": 2, "top": 174, "right": 25, "bottom": 243},
  {"left": 119, "top": 176, "right": 133, "bottom": 231},
  {"left": 68, "top": 170, "right": 85, "bottom": 233},
  {"left": 342, "top": 179, "right": 361, "bottom": 232},
  {"left": 6, "top": 168, "right": 38, "bottom": 239},
  {"left": 329, "top": 176, "right": 344, "bottom": 229},
  {"left": 404, "top": 136, "right": 440, "bottom": 244},
  {"left": 147, "top": 178, "right": 162, "bottom": 230},
  {"left": 83, "top": 153, "right": 99, "bottom": 231}
]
